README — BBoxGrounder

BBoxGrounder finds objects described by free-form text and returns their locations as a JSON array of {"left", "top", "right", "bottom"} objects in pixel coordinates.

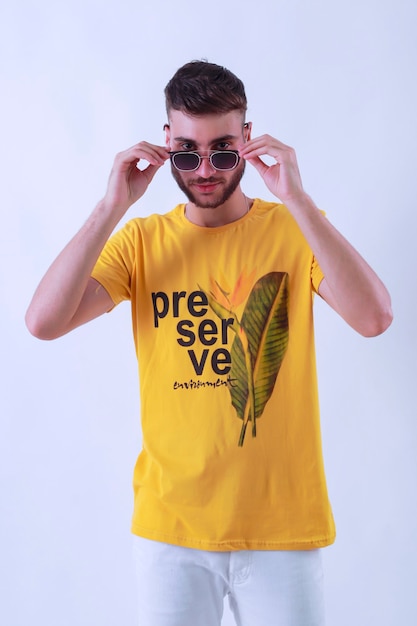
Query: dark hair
[{"left": 164, "top": 60, "right": 247, "bottom": 117}]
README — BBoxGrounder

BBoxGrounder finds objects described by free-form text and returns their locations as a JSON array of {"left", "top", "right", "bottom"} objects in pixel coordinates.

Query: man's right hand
[
  {"left": 25, "top": 141, "right": 170, "bottom": 340},
  {"left": 104, "top": 142, "right": 170, "bottom": 216}
]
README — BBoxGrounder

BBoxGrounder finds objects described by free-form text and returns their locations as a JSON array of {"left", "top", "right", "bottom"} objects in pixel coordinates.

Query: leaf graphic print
[{"left": 229, "top": 272, "right": 289, "bottom": 445}]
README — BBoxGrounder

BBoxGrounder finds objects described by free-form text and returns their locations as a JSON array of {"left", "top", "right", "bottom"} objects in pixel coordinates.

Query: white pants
[{"left": 132, "top": 536, "right": 325, "bottom": 626}]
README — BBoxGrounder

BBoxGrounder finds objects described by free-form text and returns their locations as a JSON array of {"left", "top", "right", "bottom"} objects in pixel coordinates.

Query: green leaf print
[
  {"left": 201, "top": 271, "right": 289, "bottom": 446},
  {"left": 230, "top": 272, "right": 289, "bottom": 445}
]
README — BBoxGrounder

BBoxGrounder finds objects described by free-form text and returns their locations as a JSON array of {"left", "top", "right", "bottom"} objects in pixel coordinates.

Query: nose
[{"left": 196, "top": 155, "right": 216, "bottom": 177}]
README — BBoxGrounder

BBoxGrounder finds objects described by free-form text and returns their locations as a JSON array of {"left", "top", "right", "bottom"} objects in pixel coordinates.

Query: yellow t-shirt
[{"left": 92, "top": 198, "right": 336, "bottom": 550}]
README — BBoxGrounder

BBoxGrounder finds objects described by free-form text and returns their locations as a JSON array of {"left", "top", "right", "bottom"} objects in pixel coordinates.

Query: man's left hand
[{"left": 239, "top": 135, "right": 305, "bottom": 204}]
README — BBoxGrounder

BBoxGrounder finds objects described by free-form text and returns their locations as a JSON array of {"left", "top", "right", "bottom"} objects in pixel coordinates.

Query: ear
[
  {"left": 243, "top": 121, "right": 252, "bottom": 142},
  {"left": 163, "top": 123, "right": 171, "bottom": 149}
]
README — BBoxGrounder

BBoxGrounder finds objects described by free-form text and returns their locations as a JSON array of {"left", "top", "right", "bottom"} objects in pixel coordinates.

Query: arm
[
  {"left": 25, "top": 142, "right": 169, "bottom": 340},
  {"left": 239, "top": 135, "right": 393, "bottom": 337}
]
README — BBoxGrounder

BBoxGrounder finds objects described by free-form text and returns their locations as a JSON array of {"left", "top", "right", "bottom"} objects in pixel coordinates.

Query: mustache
[{"left": 190, "top": 176, "right": 224, "bottom": 184}]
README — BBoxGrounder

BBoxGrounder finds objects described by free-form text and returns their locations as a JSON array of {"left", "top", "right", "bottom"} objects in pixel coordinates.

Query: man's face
[{"left": 165, "top": 110, "right": 250, "bottom": 209}]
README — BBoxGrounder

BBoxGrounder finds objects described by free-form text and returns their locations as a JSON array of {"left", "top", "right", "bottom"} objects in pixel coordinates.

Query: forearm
[
  {"left": 25, "top": 199, "right": 118, "bottom": 339},
  {"left": 26, "top": 141, "right": 168, "bottom": 340},
  {"left": 241, "top": 135, "right": 393, "bottom": 336},
  {"left": 286, "top": 193, "right": 393, "bottom": 336}
]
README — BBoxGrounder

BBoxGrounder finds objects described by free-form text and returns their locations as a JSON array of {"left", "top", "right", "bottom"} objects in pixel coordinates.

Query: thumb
[
  {"left": 141, "top": 162, "right": 164, "bottom": 184},
  {"left": 246, "top": 156, "right": 269, "bottom": 178}
]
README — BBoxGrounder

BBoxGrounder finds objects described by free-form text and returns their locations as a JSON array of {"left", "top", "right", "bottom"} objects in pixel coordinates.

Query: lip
[{"left": 193, "top": 182, "right": 221, "bottom": 193}]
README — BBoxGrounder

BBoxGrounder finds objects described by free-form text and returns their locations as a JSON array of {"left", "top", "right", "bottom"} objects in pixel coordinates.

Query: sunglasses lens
[
  {"left": 211, "top": 152, "right": 239, "bottom": 170},
  {"left": 172, "top": 153, "right": 200, "bottom": 171}
]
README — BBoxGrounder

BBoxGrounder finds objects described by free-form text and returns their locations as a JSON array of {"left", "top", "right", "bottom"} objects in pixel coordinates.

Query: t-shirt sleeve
[
  {"left": 311, "top": 256, "right": 324, "bottom": 294},
  {"left": 310, "top": 208, "right": 327, "bottom": 293},
  {"left": 91, "top": 220, "right": 138, "bottom": 305}
]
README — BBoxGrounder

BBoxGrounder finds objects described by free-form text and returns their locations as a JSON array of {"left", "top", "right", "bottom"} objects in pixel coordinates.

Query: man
[{"left": 26, "top": 61, "right": 392, "bottom": 625}]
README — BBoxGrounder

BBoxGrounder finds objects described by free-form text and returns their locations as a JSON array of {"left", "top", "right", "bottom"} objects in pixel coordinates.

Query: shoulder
[
  {"left": 253, "top": 198, "right": 297, "bottom": 226},
  {"left": 122, "top": 204, "right": 184, "bottom": 235}
]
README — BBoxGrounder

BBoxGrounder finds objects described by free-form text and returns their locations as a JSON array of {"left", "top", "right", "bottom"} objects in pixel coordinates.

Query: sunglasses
[{"left": 169, "top": 150, "right": 240, "bottom": 172}]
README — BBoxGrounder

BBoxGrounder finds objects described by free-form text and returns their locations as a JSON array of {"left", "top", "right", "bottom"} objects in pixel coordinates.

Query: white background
[{"left": 1, "top": 1, "right": 416, "bottom": 624}]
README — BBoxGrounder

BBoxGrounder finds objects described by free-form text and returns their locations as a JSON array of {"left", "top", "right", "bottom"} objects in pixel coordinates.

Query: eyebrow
[{"left": 172, "top": 134, "right": 239, "bottom": 146}]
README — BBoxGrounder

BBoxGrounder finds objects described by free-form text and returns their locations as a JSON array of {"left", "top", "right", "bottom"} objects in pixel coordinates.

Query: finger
[
  {"left": 133, "top": 144, "right": 169, "bottom": 167},
  {"left": 116, "top": 143, "right": 169, "bottom": 170},
  {"left": 136, "top": 142, "right": 170, "bottom": 162},
  {"left": 140, "top": 162, "right": 164, "bottom": 184},
  {"left": 240, "top": 136, "right": 291, "bottom": 159},
  {"left": 245, "top": 155, "right": 271, "bottom": 177},
  {"left": 241, "top": 135, "right": 291, "bottom": 151},
  {"left": 240, "top": 145, "right": 274, "bottom": 164}
]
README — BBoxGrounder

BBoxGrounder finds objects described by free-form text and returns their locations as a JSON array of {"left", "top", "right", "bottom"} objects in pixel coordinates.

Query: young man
[{"left": 26, "top": 61, "right": 392, "bottom": 625}]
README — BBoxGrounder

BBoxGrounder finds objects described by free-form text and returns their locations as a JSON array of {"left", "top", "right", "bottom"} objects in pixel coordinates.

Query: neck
[{"left": 185, "top": 190, "right": 252, "bottom": 228}]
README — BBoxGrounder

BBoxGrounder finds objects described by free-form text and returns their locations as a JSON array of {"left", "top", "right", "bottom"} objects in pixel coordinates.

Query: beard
[{"left": 170, "top": 160, "right": 246, "bottom": 209}]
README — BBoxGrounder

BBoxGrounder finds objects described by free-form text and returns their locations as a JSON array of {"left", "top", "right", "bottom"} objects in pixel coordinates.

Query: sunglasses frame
[{"left": 169, "top": 150, "right": 240, "bottom": 172}]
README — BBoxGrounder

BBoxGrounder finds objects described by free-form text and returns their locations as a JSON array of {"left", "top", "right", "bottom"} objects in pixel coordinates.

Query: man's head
[
  {"left": 164, "top": 60, "right": 247, "bottom": 118},
  {"left": 164, "top": 61, "right": 250, "bottom": 210}
]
